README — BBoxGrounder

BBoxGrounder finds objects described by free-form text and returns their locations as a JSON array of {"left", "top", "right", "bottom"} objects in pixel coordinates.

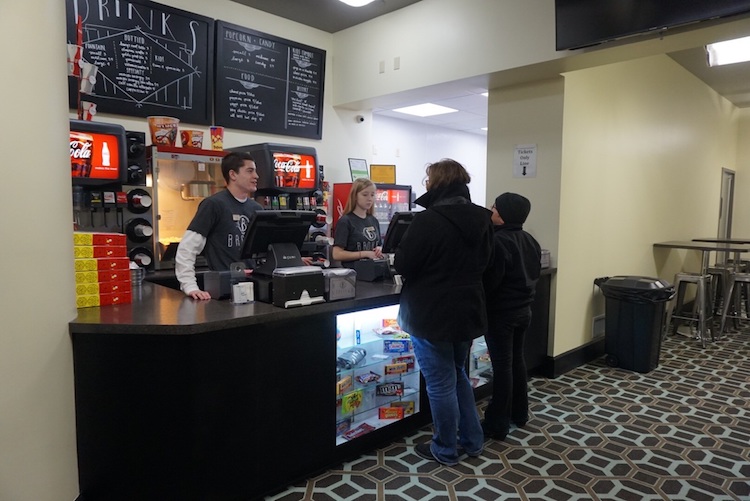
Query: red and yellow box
[
  {"left": 76, "top": 294, "right": 101, "bottom": 308},
  {"left": 74, "top": 257, "right": 130, "bottom": 272},
  {"left": 74, "top": 245, "right": 128, "bottom": 259},
  {"left": 379, "top": 406, "right": 404, "bottom": 420},
  {"left": 99, "top": 291, "right": 132, "bottom": 306},
  {"left": 75, "top": 269, "right": 130, "bottom": 284},
  {"left": 74, "top": 231, "right": 127, "bottom": 247},
  {"left": 390, "top": 400, "right": 415, "bottom": 416}
]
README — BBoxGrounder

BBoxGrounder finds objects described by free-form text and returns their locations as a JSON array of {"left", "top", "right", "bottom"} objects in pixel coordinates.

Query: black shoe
[
  {"left": 482, "top": 422, "right": 508, "bottom": 440},
  {"left": 414, "top": 442, "right": 458, "bottom": 466}
]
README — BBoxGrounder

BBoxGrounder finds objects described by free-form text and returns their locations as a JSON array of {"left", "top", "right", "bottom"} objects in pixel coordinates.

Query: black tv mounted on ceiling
[{"left": 555, "top": 0, "right": 750, "bottom": 51}]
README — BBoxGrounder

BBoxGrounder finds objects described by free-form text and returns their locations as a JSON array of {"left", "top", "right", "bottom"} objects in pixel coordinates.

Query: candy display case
[
  {"left": 335, "top": 304, "right": 421, "bottom": 445},
  {"left": 469, "top": 336, "right": 492, "bottom": 391}
]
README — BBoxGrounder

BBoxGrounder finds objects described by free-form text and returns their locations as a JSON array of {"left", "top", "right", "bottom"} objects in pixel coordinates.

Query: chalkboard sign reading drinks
[
  {"left": 214, "top": 21, "right": 326, "bottom": 140},
  {"left": 65, "top": 0, "right": 214, "bottom": 125}
]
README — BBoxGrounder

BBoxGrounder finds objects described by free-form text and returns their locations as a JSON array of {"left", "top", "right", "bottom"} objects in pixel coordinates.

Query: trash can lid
[{"left": 599, "top": 276, "right": 672, "bottom": 290}]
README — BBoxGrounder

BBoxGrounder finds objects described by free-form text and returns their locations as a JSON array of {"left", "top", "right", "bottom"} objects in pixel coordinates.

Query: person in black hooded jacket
[
  {"left": 394, "top": 158, "right": 494, "bottom": 466},
  {"left": 482, "top": 192, "right": 542, "bottom": 440}
]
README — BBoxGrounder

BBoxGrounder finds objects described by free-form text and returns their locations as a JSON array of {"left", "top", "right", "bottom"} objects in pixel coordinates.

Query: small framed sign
[
  {"left": 370, "top": 164, "right": 396, "bottom": 184},
  {"left": 348, "top": 158, "right": 369, "bottom": 181}
]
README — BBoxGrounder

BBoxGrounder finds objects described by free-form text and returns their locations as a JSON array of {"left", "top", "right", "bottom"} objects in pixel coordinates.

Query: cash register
[
  {"left": 341, "top": 211, "right": 415, "bottom": 282},
  {"left": 240, "top": 210, "right": 325, "bottom": 308}
]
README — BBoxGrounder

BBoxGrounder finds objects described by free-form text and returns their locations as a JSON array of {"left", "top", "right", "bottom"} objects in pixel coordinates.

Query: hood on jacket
[
  {"left": 415, "top": 183, "right": 491, "bottom": 243},
  {"left": 494, "top": 192, "right": 531, "bottom": 225}
]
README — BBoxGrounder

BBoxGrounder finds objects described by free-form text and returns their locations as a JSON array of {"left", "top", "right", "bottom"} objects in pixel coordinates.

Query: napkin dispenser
[{"left": 271, "top": 266, "right": 325, "bottom": 308}]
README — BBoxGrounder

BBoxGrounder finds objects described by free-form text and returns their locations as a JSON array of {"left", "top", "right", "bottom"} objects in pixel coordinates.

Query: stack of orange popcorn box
[{"left": 74, "top": 231, "right": 132, "bottom": 308}]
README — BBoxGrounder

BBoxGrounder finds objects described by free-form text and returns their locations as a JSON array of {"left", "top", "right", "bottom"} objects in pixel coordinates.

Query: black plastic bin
[{"left": 594, "top": 276, "right": 675, "bottom": 373}]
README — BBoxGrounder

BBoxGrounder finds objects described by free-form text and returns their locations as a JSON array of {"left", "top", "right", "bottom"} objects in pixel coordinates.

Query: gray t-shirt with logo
[
  {"left": 334, "top": 213, "right": 382, "bottom": 252},
  {"left": 187, "top": 189, "right": 263, "bottom": 270}
]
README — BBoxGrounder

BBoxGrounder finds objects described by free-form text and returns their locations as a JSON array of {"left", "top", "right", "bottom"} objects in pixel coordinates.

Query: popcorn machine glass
[{"left": 148, "top": 146, "right": 227, "bottom": 269}]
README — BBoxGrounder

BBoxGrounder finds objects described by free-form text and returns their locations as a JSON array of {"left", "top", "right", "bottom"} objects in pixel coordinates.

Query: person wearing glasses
[{"left": 394, "top": 158, "right": 494, "bottom": 465}]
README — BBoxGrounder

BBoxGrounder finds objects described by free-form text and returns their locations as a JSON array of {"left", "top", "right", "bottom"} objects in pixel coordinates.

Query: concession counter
[{"left": 69, "top": 270, "right": 554, "bottom": 500}]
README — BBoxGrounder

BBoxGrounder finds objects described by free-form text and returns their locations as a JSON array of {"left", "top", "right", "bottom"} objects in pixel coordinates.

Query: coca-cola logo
[
  {"left": 273, "top": 155, "right": 314, "bottom": 178},
  {"left": 70, "top": 140, "right": 92, "bottom": 159}
]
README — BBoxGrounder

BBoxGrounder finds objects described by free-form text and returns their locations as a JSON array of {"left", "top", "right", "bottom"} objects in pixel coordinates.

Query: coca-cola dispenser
[
  {"left": 229, "top": 143, "right": 328, "bottom": 259},
  {"left": 69, "top": 120, "right": 131, "bottom": 236}
]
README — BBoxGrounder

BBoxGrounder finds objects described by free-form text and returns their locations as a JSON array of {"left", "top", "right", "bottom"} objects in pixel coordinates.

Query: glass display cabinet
[{"left": 335, "top": 304, "right": 421, "bottom": 445}]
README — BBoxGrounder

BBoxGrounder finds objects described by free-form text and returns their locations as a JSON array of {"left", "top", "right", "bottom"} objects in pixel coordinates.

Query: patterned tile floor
[{"left": 266, "top": 333, "right": 750, "bottom": 501}]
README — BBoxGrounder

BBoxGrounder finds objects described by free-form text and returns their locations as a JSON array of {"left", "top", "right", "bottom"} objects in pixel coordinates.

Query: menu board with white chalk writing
[
  {"left": 65, "top": 0, "right": 214, "bottom": 124},
  {"left": 214, "top": 21, "right": 325, "bottom": 140}
]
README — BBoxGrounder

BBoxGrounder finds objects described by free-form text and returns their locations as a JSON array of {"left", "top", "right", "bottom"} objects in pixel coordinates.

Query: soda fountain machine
[{"left": 229, "top": 143, "right": 329, "bottom": 262}]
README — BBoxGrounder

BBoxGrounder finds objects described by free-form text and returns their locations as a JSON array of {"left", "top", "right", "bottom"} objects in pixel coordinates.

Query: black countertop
[
  {"left": 70, "top": 281, "right": 402, "bottom": 335},
  {"left": 71, "top": 268, "right": 556, "bottom": 336}
]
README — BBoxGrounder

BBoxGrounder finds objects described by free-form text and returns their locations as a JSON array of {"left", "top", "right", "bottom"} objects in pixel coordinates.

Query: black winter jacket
[
  {"left": 395, "top": 184, "right": 494, "bottom": 342},
  {"left": 484, "top": 223, "right": 542, "bottom": 323}
]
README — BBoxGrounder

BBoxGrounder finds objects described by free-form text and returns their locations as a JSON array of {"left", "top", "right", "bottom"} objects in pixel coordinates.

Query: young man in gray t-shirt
[{"left": 176, "top": 152, "right": 263, "bottom": 300}]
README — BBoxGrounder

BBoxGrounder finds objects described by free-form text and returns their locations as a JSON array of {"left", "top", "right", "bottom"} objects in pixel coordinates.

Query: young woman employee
[{"left": 332, "top": 178, "right": 384, "bottom": 263}]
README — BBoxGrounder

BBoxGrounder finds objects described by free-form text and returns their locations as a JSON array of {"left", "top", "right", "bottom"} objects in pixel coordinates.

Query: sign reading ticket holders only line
[{"left": 513, "top": 144, "right": 537, "bottom": 178}]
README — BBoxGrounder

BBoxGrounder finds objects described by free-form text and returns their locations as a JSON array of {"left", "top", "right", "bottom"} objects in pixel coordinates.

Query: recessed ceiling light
[
  {"left": 481, "top": 92, "right": 488, "bottom": 97},
  {"left": 392, "top": 103, "right": 458, "bottom": 117},
  {"left": 706, "top": 36, "right": 750, "bottom": 66},
  {"left": 338, "top": 0, "right": 376, "bottom": 6},
  {"left": 481, "top": 127, "right": 488, "bottom": 131}
]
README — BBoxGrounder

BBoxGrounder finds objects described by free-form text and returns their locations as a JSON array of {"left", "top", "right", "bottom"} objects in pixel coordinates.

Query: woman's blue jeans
[{"left": 412, "top": 336, "right": 484, "bottom": 463}]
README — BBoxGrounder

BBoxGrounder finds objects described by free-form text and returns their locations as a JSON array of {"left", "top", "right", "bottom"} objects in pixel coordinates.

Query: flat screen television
[
  {"left": 230, "top": 143, "right": 318, "bottom": 193},
  {"left": 381, "top": 212, "right": 415, "bottom": 254},
  {"left": 240, "top": 210, "right": 317, "bottom": 274},
  {"left": 555, "top": 0, "right": 750, "bottom": 50},
  {"left": 70, "top": 119, "right": 127, "bottom": 185}
]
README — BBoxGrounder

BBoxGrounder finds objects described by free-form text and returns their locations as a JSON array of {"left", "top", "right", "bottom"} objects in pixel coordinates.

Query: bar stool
[
  {"left": 719, "top": 271, "right": 750, "bottom": 337},
  {"left": 665, "top": 272, "right": 714, "bottom": 348},
  {"left": 706, "top": 264, "right": 732, "bottom": 316}
]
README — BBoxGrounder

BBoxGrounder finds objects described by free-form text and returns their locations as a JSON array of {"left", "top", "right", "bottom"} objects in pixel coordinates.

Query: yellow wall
[
  {"left": 2, "top": 0, "right": 749, "bottom": 498},
  {"left": 0, "top": 1, "right": 79, "bottom": 500},
  {"left": 733, "top": 109, "right": 750, "bottom": 236},
  {"left": 553, "top": 55, "right": 739, "bottom": 355}
]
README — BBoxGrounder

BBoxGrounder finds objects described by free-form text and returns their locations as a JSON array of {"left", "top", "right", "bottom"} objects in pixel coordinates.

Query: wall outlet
[{"left": 592, "top": 314, "right": 606, "bottom": 339}]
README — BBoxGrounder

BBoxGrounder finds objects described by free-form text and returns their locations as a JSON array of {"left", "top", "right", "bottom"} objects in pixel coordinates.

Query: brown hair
[
  {"left": 344, "top": 178, "right": 377, "bottom": 215},
  {"left": 424, "top": 158, "right": 470, "bottom": 190},
  {"left": 221, "top": 152, "right": 255, "bottom": 183}
]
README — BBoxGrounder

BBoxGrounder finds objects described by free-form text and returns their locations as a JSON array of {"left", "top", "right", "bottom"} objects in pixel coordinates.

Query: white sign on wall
[{"left": 513, "top": 144, "right": 537, "bottom": 178}]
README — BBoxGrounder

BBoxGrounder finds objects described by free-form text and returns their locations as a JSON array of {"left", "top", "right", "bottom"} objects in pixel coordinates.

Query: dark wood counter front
[
  {"left": 70, "top": 272, "right": 554, "bottom": 501},
  {"left": 70, "top": 281, "right": 412, "bottom": 501}
]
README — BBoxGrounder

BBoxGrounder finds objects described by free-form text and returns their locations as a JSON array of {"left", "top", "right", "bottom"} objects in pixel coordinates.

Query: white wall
[
  {"left": 554, "top": 55, "right": 739, "bottom": 355},
  {"left": 372, "top": 116, "right": 487, "bottom": 205},
  {"left": 0, "top": 1, "right": 79, "bottom": 500}
]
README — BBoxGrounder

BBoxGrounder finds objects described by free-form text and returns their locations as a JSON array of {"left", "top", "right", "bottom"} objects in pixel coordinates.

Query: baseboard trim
[{"left": 544, "top": 338, "right": 605, "bottom": 378}]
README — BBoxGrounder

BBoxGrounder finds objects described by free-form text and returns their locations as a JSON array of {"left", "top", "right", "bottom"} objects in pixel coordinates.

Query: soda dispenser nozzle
[{"left": 72, "top": 185, "right": 85, "bottom": 229}]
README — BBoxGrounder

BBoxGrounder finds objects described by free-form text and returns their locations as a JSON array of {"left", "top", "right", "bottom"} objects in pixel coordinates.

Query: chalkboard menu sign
[
  {"left": 65, "top": 0, "right": 214, "bottom": 125},
  {"left": 214, "top": 21, "right": 326, "bottom": 140}
]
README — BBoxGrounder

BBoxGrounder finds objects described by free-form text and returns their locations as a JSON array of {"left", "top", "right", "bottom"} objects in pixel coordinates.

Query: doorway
[{"left": 717, "top": 168, "right": 735, "bottom": 263}]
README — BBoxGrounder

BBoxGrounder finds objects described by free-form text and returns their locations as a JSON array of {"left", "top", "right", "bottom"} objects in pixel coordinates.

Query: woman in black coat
[{"left": 395, "top": 158, "right": 494, "bottom": 466}]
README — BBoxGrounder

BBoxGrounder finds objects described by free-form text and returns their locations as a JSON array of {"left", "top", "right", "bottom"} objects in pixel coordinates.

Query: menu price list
[
  {"left": 65, "top": 0, "right": 214, "bottom": 124},
  {"left": 214, "top": 21, "right": 326, "bottom": 140}
]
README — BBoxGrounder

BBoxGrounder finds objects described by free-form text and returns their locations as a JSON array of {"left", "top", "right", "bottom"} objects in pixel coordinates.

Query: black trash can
[{"left": 594, "top": 276, "right": 675, "bottom": 373}]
